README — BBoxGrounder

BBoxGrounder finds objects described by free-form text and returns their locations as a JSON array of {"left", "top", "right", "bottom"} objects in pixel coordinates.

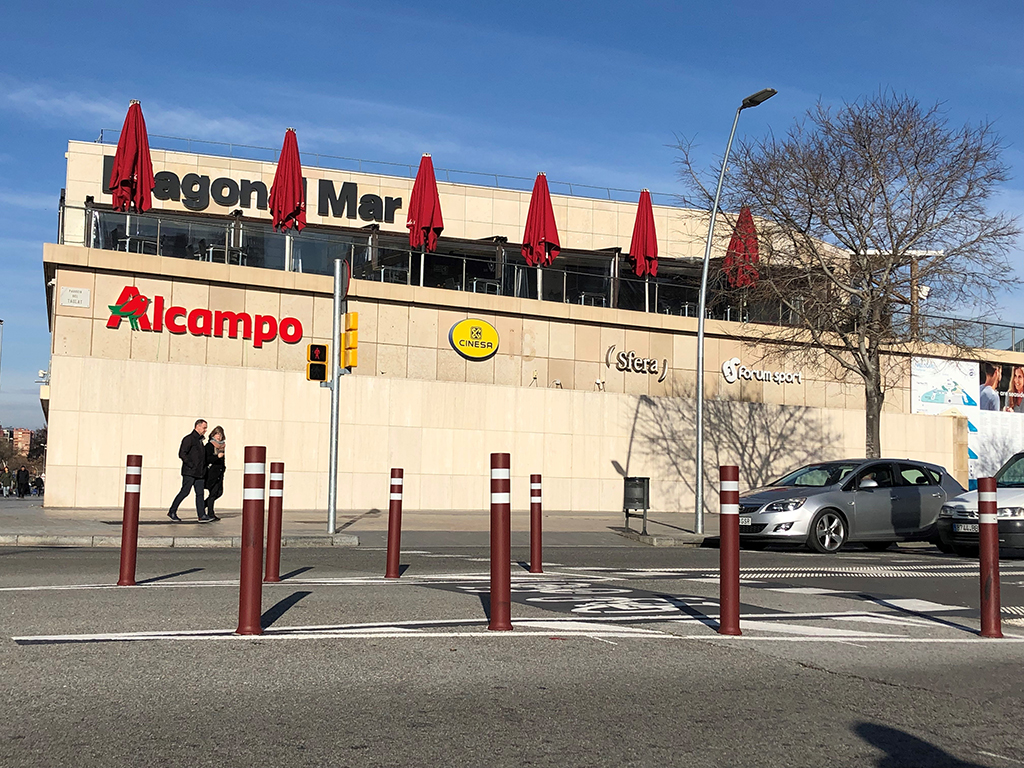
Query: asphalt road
[{"left": 2, "top": 544, "right": 1023, "bottom": 768}]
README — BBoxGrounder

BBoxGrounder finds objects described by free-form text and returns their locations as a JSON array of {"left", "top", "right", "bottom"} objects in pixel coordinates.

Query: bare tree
[{"left": 677, "top": 92, "right": 1021, "bottom": 457}]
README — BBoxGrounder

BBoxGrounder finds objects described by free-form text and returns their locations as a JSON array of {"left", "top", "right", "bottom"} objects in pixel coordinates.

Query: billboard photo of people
[{"left": 979, "top": 361, "right": 1024, "bottom": 413}]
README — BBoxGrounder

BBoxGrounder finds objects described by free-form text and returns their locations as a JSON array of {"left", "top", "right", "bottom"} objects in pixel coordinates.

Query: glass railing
[{"left": 64, "top": 205, "right": 1024, "bottom": 350}]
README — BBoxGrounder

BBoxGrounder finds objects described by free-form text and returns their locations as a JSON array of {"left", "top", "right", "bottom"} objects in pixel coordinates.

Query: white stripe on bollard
[
  {"left": 270, "top": 473, "right": 284, "bottom": 482},
  {"left": 721, "top": 480, "right": 739, "bottom": 492},
  {"left": 530, "top": 483, "right": 542, "bottom": 490},
  {"left": 491, "top": 492, "right": 511, "bottom": 504},
  {"left": 531, "top": 495, "right": 542, "bottom": 502},
  {"left": 391, "top": 477, "right": 404, "bottom": 486},
  {"left": 244, "top": 463, "right": 266, "bottom": 475},
  {"left": 390, "top": 493, "right": 403, "bottom": 500},
  {"left": 126, "top": 466, "right": 142, "bottom": 476},
  {"left": 491, "top": 468, "right": 511, "bottom": 480},
  {"left": 242, "top": 488, "right": 265, "bottom": 500},
  {"left": 269, "top": 489, "right": 283, "bottom": 497},
  {"left": 721, "top": 503, "right": 740, "bottom": 515},
  {"left": 125, "top": 484, "right": 141, "bottom": 494},
  {"left": 980, "top": 513, "right": 997, "bottom": 524},
  {"left": 979, "top": 491, "right": 997, "bottom": 503}
]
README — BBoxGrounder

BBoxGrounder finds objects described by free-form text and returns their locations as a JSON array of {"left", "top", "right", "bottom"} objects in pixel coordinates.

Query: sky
[{"left": 0, "top": 0, "right": 1021, "bottom": 429}]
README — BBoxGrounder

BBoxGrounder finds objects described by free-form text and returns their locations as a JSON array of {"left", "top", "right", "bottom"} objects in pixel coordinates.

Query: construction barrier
[
  {"left": 385, "top": 468, "right": 404, "bottom": 579},
  {"left": 116, "top": 455, "right": 143, "bottom": 587},
  {"left": 264, "top": 461, "right": 284, "bottom": 583},
  {"left": 489, "top": 453, "right": 513, "bottom": 631},
  {"left": 718, "top": 465, "right": 741, "bottom": 636},
  {"left": 236, "top": 446, "right": 266, "bottom": 636}
]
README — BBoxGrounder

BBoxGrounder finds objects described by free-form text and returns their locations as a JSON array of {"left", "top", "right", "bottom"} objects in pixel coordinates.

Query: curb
[
  {"left": 0, "top": 534, "right": 359, "bottom": 548},
  {"left": 615, "top": 528, "right": 707, "bottom": 548}
]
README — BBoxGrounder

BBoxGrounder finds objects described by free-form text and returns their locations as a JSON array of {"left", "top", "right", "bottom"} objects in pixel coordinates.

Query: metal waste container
[{"left": 623, "top": 477, "right": 650, "bottom": 535}]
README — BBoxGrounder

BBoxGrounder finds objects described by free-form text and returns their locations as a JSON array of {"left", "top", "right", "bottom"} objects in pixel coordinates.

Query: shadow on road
[
  {"left": 855, "top": 721, "right": 986, "bottom": 767},
  {"left": 136, "top": 567, "right": 203, "bottom": 584},
  {"left": 336, "top": 508, "right": 383, "bottom": 531},
  {"left": 260, "top": 591, "right": 312, "bottom": 629},
  {"left": 279, "top": 566, "right": 314, "bottom": 580}
]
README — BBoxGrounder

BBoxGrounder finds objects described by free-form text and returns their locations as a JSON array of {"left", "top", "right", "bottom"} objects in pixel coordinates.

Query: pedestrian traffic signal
[
  {"left": 342, "top": 312, "right": 358, "bottom": 369},
  {"left": 306, "top": 343, "right": 328, "bottom": 381}
]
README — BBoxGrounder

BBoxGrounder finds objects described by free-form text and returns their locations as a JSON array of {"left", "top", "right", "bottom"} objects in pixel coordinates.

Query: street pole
[
  {"left": 694, "top": 88, "right": 776, "bottom": 534},
  {"left": 0, "top": 319, "right": 5, "bottom": 395},
  {"left": 326, "top": 258, "right": 344, "bottom": 534}
]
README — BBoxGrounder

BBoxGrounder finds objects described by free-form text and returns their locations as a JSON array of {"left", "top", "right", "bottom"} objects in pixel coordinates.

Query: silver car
[{"left": 737, "top": 459, "right": 965, "bottom": 553}]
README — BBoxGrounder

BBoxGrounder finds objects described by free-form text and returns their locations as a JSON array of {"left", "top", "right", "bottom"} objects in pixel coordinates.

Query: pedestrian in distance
[
  {"left": 0, "top": 465, "right": 11, "bottom": 498},
  {"left": 16, "top": 465, "right": 30, "bottom": 499},
  {"left": 167, "top": 419, "right": 211, "bottom": 523},
  {"left": 203, "top": 425, "right": 226, "bottom": 522}
]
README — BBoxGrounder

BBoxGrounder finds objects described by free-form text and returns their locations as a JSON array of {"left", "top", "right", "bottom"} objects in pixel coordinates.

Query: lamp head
[{"left": 741, "top": 88, "right": 777, "bottom": 110}]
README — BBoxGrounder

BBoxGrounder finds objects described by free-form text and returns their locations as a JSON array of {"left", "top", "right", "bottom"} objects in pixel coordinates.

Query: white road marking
[{"left": 741, "top": 622, "right": 898, "bottom": 638}]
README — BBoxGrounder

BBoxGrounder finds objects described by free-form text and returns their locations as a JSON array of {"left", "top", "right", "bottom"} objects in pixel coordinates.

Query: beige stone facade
[{"left": 43, "top": 143, "right": 1022, "bottom": 514}]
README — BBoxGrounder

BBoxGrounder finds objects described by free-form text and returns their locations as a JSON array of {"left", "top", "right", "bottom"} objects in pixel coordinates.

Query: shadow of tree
[{"left": 630, "top": 380, "right": 842, "bottom": 513}]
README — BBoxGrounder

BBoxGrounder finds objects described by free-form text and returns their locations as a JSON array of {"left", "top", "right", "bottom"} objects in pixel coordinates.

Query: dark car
[
  {"left": 738, "top": 459, "right": 965, "bottom": 553},
  {"left": 937, "top": 452, "right": 1024, "bottom": 556}
]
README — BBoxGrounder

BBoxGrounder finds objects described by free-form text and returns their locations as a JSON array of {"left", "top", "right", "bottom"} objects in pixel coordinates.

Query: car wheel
[
  {"left": 864, "top": 541, "right": 894, "bottom": 552},
  {"left": 952, "top": 544, "right": 979, "bottom": 558},
  {"left": 807, "top": 509, "right": 847, "bottom": 553}
]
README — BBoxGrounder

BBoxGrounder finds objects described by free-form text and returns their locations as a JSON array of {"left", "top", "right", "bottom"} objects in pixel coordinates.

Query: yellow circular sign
[{"left": 449, "top": 318, "right": 500, "bottom": 361}]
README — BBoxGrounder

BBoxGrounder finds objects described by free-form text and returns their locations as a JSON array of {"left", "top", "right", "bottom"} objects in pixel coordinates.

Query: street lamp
[
  {"left": 0, "top": 318, "right": 5, "bottom": 395},
  {"left": 693, "top": 88, "right": 777, "bottom": 534}
]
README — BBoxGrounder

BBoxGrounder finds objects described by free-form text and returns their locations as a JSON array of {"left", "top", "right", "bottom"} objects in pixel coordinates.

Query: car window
[
  {"left": 996, "top": 454, "right": 1024, "bottom": 488},
  {"left": 898, "top": 464, "right": 936, "bottom": 486},
  {"left": 772, "top": 463, "right": 861, "bottom": 487},
  {"left": 853, "top": 464, "right": 895, "bottom": 489}
]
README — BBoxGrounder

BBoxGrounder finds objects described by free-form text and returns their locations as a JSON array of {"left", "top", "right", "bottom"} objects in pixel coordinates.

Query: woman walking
[{"left": 204, "top": 426, "right": 227, "bottom": 522}]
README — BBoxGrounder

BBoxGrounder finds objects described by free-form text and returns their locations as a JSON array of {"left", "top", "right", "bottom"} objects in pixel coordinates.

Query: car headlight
[
  {"left": 997, "top": 507, "right": 1024, "bottom": 518},
  {"left": 939, "top": 505, "right": 956, "bottom": 518},
  {"left": 764, "top": 498, "right": 806, "bottom": 513}
]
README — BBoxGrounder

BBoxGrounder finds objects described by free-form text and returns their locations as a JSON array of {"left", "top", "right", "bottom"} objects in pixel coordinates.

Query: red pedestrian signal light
[{"left": 307, "top": 344, "right": 329, "bottom": 381}]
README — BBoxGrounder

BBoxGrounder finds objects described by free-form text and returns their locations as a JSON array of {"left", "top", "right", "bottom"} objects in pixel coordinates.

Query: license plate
[
  {"left": 738, "top": 517, "right": 752, "bottom": 527},
  {"left": 953, "top": 523, "right": 979, "bottom": 533}
]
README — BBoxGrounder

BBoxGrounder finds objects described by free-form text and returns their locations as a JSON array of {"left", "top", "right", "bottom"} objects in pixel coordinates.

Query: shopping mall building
[{"left": 39, "top": 138, "right": 1024, "bottom": 513}]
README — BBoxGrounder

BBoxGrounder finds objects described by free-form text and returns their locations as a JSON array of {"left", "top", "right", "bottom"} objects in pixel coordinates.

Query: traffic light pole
[{"left": 326, "top": 257, "right": 346, "bottom": 534}]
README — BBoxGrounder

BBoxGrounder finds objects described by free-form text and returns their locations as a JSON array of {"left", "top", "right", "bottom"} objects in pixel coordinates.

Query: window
[
  {"left": 852, "top": 463, "right": 896, "bottom": 489},
  {"left": 898, "top": 464, "right": 937, "bottom": 486}
]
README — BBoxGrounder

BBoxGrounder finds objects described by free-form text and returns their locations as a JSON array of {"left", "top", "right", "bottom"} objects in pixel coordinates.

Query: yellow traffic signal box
[
  {"left": 306, "top": 343, "right": 328, "bottom": 381},
  {"left": 342, "top": 312, "right": 358, "bottom": 369}
]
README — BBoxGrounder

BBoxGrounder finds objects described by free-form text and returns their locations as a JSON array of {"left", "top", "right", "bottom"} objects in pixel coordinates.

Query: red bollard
[
  {"left": 264, "top": 462, "right": 284, "bottom": 583},
  {"left": 236, "top": 446, "right": 266, "bottom": 636},
  {"left": 530, "top": 474, "right": 543, "bottom": 574},
  {"left": 718, "top": 465, "right": 742, "bottom": 636},
  {"left": 978, "top": 477, "right": 1003, "bottom": 639},
  {"left": 489, "top": 453, "right": 513, "bottom": 631},
  {"left": 385, "top": 468, "right": 404, "bottom": 579},
  {"left": 117, "top": 455, "right": 143, "bottom": 586}
]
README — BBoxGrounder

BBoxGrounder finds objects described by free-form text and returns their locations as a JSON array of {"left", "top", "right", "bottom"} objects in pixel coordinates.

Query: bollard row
[
  {"left": 385, "top": 468, "right": 404, "bottom": 579},
  {"left": 718, "top": 465, "right": 741, "bottom": 636},
  {"left": 117, "top": 455, "right": 143, "bottom": 587},
  {"left": 978, "top": 477, "right": 1003, "bottom": 639}
]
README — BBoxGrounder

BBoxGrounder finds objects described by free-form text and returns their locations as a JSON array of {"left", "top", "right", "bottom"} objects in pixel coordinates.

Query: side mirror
[{"left": 859, "top": 478, "right": 879, "bottom": 489}]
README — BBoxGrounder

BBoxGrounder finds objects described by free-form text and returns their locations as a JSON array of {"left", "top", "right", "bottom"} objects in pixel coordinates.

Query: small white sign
[
  {"left": 60, "top": 287, "right": 91, "bottom": 308},
  {"left": 721, "top": 357, "right": 802, "bottom": 385}
]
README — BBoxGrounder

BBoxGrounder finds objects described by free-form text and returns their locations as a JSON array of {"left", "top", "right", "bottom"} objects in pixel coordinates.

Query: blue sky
[{"left": 1, "top": 0, "right": 1021, "bottom": 428}]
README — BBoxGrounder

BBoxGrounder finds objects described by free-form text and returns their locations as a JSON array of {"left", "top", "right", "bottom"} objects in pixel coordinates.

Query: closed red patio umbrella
[
  {"left": 724, "top": 206, "right": 759, "bottom": 288},
  {"left": 407, "top": 154, "right": 444, "bottom": 286},
  {"left": 522, "top": 173, "right": 560, "bottom": 268},
  {"left": 629, "top": 189, "right": 658, "bottom": 278},
  {"left": 407, "top": 154, "right": 444, "bottom": 252},
  {"left": 269, "top": 128, "right": 306, "bottom": 232},
  {"left": 108, "top": 100, "right": 155, "bottom": 213}
]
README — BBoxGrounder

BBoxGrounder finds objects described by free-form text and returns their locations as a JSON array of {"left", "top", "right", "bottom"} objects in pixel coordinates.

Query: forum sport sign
[{"left": 106, "top": 286, "right": 303, "bottom": 348}]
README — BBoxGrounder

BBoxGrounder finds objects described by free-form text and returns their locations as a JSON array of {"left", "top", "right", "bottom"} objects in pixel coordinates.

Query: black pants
[
  {"left": 205, "top": 475, "right": 224, "bottom": 515},
  {"left": 169, "top": 476, "right": 205, "bottom": 519}
]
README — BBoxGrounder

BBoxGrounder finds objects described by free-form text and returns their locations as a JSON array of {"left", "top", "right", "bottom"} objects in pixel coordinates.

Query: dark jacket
[
  {"left": 204, "top": 441, "right": 226, "bottom": 486},
  {"left": 178, "top": 430, "right": 206, "bottom": 478}
]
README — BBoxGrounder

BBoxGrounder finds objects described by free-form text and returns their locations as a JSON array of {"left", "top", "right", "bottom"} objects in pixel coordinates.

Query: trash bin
[{"left": 623, "top": 477, "right": 650, "bottom": 535}]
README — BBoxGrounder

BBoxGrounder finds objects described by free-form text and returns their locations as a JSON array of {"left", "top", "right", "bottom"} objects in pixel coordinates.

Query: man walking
[
  {"left": 16, "top": 465, "right": 30, "bottom": 499},
  {"left": 167, "top": 419, "right": 211, "bottom": 523}
]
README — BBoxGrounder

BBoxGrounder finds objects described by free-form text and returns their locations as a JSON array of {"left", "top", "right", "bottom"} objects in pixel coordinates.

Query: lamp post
[
  {"left": 694, "top": 88, "right": 776, "bottom": 534},
  {"left": 0, "top": 318, "right": 5, "bottom": 395}
]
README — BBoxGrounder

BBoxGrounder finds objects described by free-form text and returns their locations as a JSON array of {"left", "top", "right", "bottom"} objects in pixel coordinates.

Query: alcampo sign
[
  {"left": 449, "top": 319, "right": 499, "bottom": 361},
  {"left": 107, "top": 286, "right": 303, "bottom": 348}
]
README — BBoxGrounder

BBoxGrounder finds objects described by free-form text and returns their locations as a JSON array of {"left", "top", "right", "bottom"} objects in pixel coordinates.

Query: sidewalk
[{"left": 0, "top": 498, "right": 716, "bottom": 548}]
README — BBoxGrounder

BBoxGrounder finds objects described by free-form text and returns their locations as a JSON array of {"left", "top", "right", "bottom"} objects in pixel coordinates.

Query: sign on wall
[
  {"left": 604, "top": 346, "right": 668, "bottom": 383},
  {"left": 721, "top": 357, "right": 802, "bottom": 385},
  {"left": 449, "top": 319, "right": 499, "bottom": 361}
]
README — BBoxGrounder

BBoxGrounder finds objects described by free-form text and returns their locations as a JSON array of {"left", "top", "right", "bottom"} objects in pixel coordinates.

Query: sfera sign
[
  {"left": 101, "top": 156, "right": 404, "bottom": 224},
  {"left": 721, "top": 357, "right": 803, "bottom": 385},
  {"left": 106, "top": 286, "right": 303, "bottom": 348},
  {"left": 605, "top": 345, "right": 669, "bottom": 383},
  {"left": 449, "top": 319, "right": 499, "bottom": 361}
]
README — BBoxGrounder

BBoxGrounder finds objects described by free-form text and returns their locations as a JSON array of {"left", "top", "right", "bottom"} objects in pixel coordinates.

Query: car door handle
[{"left": 930, "top": 493, "right": 941, "bottom": 497}]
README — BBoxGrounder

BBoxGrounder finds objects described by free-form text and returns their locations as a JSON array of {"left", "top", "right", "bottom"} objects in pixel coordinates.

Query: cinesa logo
[{"left": 106, "top": 286, "right": 303, "bottom": 348}]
